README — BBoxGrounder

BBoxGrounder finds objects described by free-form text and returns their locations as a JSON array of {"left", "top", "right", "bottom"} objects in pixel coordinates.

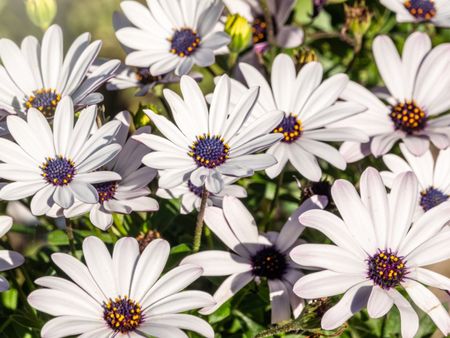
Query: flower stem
[
  {"left": 262, "top": 169, "right": 284, "bottom": 232},
  {"left": 193, "top": 188, "right": 209, "bottom": 252},
  {"left": 65, "top": 219, "right": 76, "bottom": 256}
]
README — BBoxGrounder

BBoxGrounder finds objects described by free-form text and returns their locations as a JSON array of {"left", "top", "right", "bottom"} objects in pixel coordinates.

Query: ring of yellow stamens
[
  {"left": 103, "top": 295, "right": 143, "bottom": 333},
  {"left": 25, "top": 88, "right": 61, "bottom": 118}
]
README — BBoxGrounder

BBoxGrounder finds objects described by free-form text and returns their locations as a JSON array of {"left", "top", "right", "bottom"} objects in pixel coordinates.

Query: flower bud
[
  {"left": 344, "top": 1, "right": 372, "bottom": 39},
  {"left": 224, "top": 14, "right": 252, "bottom": 53},
  {"left": 295, "top": 48, "right": 318, "bottom": 67},
  {"left": 25, "top": 0, "right": 57, "bottom": 30}
]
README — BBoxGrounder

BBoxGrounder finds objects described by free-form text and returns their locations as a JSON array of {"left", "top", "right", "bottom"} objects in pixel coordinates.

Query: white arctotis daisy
[
  {"left": 115, "top": 0, "right": 230, "bottom": 76},
  {"left": 380, "top": 0, "right": 450, "bottom": 27},
  {"left": 0, "top": 216, "right": 24, "bottom": 292},
  {"left": 28, "top": 236, "right": 215, "bottom": 338},
  {"left": 229, "top": 53, "right": 368, "bottom": 181},
  {"left": 134, "top": 74, "right": 283, "bottom": 194},
  {"left": 380, "top": 143, "right": 450, "bottom": 218},
  {"left": 222, "top": 0, "right": 303, "bottom": 49},
  {"left": 181, "top": 195, "right": 327, "bottom": 323},
  {"left": 291, "top": 167, "right": 450, "bottom": 337},
  {"left": 63, "top": 111, "right": 159, "bottom": 230},
  {"left": 0, "top": 24, "right": 119, "bottom": 120},
  {"left": 338, "top": 32, "right": 450, "bottom": 160},
  {"left": 0, "top": 97, "right": 122, "bottom": 213},
  {"left": 157, "top": 176, "right": 247, "bottom": 214}
]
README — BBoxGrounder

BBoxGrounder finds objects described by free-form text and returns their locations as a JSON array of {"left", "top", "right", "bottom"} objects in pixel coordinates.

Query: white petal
[
  {"left": 180, "top": 251, "right": 252, "bottom": 276},
  {"left": 268, "top": 279, "right": 291, "bottom": 323},
  {"left": 367, "top": 286, "right": 393, "bottom": 318},
  {"left": 112, "top": 237, "right": 140, "bottom": 297},
  {"left": 386, "top": 289, "right": 419, "bottom": 338}
]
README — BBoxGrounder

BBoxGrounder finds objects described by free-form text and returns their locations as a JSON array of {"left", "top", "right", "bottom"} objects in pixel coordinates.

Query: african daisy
[
  {"left": 181, "top": 195, "right": 327, "bottom": 323},
  {"left": 0, "top": 216, "right": 24, "bottom": 292},
  {"left": 230, "top": 53, "right": 368, "bottom": 181},
  {"left": 134, "top": 74, "right": 283, "bottom": 194},
  {"left": 337, "top": 32, "right": 450, "bottom": 159},
  {"left": 115, "top": 0, "right": 230, "bottom": 76},
  {"left": 28, "top": 236, "right": 215, "bottom": 338},
  {"left": 292, "top": 167, "right": 450, "bottom": 337},
  {"left": 62, "top": 111, "right": 159, "bottom": 230},
  {"left": 0, "top": 97, "right": 122, "bottom": 213},
  {"left": 0, "top": 24, "right": 119, "bottom": 120}
]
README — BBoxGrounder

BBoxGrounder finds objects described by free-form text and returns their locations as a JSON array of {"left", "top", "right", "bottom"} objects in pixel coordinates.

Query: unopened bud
[
  {"left": 344, "top": 1, "right": 372, "bottom": 39},
  {"left": 225, "top": 14, "right": 252, "bottom": 53},
  {"left": 25, "top": 0, "right": 57, "bottom": 30}
]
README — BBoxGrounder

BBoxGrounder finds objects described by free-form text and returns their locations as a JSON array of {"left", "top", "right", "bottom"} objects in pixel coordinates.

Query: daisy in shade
[
  {"left": 291, "top": 167, "right": 450, "bottom": 337},
  {"left": 0, "top": 24, "right": 119, "bottom": 121},
  {"left": 337, "top": 32, "right": 450, "bottom": 160},
  {"left": 134, "top": 74, "right": 283, "bottom": 194},
  {"left": 0, "top": 216, "right": 24, "bottom": 291},
  {"left": 0, "top": 97, "right": 122, "bottom": 213},
  {"left": 380, "top": 0, "right": 450, "bottom": 27},
  {"left": 28, "top": 236, "right": 215, "bottom": 338},
  {"left": 222, "top": 0, "right": 303, "bottom": 50},
  {"left": 62, "top": 111, "right": 159, "bottom": 230},
  {"left": 181, "top": 195, "right": 327, "bottom": 323},
  {"left": 229, "top": 53, "right": 368, "bottom": 181},
  {"left": 381, "top": 143, "right": 450, "bottom": 218},
  {"left": 157, "top": 177, "right": 247, "bottom": 215},
  {"left": 115, "top": 0, "right": 230, "bottom": 76}
]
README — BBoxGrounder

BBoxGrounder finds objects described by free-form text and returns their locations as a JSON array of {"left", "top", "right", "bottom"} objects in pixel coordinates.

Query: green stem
[
  {"left": 65, "top": 219, "right": 76, "bottom": 256},
  {"left": 192, "top": 188, "right": 209, "bottom": 252},
  {"left": 262, "top": 169, "right": 284, "bottom": 232}
]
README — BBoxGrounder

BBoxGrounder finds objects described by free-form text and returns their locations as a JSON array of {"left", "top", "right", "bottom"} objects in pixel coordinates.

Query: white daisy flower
[
  {"left": 62, "top": 111, "right": 159, "bottom": 230},
  {"left": 115, "top": 0, "right": 230, "bottom": 76},
  {"left": 0, "top": 216, "right": 24, "bottom": 291},
  {"left": 28, "top": 236, "right": 215, "bottom": 338},
  {"left": 134, "top": 74, "right": 283, "bottom": 194},
  {"left": 338, "top": 32, "right": 450, "bottom": 159},
  {"left": 380, "top": 143, "right": 450, "bottom": 219},
  {"left": 157, "top": 177, "right": 247, "bottom": 214},
  {"left": 223, "top": 0, "right": 303, "bottom": 50},
  {"left": 229, "top": 53, "right": 368, "bottom": 181},
  {"left": 0, "top": 24, "right": 119, "bottom": 121},
  {"left": 291, "top": 167, "right": 450, "bottom": 337},
  {"left": 381, "top": 0, "right": 450, "bottom": 27},
  {"left": 0, "top": 97, "right": 122, "bottom": 213},
  {"left": 181, "top": 195, "right": 327, "bottom": 323}
]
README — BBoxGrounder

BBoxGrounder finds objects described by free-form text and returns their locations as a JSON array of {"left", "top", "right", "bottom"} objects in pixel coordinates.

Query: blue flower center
[
  {"left": 25, "top": 88, "right": 61, "bottom": 118},
  {"left": 188, "top": 180, "right": 204, "bottom": 197},
  {"left": 404, "top": 0, "right": 436, "bottom": 20},
  {"left": 40, "top": 156, "right": 76, "bottom": 186},
  {"left": 367, "top": 249, "right": 407, "bottom": 289},
  {"left": 94, "top": 181, "right": 118, "bottom": 203},
  {"left": 188, "top": 134, "right": 230, "bottom": 168},
  {"left": 251, "top": 246, "right": 287, "bottom": 280},
  {"left": 102, "top": 296, "right": 143, "bottom": 333},
  {"left": 273, "top": 113, "right": 303, "bottom": 143},
  {"left": 420, "top": 187, "right": 448, "bottom": 211},
  {"left": 389, "top": 100, "right": 427, "bottom": 134},
  {"left": 170, "top": 29, "right": 201, "bottom": 57}
]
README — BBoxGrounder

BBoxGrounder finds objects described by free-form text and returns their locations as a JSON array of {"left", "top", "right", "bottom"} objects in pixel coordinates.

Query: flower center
[
  {"left": 273, "top": 113, "right": 303, "bottom": 143},
  {"left": 188, "top": 134, "right": 230, "bottom": 168},
  {"left": 25, "top": 88, "right": 61, "bottom": 118},
  {"left": 188, "top": 180, "right": 204, "bottom": 197},
  {"left": 251, "top": 246, "right": 287, "bottom": 280},
  {"left": 103, "top": 296, "right": 143, "bottom": 333},
  {"left": 367, "top": 249, "right": 407, "bottom": 289},
  {"left": 404, "top": 0, "right": 436, "bottom": 20},
  {"left": 251, "top": 15, "right": 277, "bottom": 44},
  {"left": 170, "top": 29, "right": 201, "bottom": 57},
  {"left": 94, "top": 181, "right": 118, "bottom": 203},
  {"left": 40, "top": 156, "right": 76, "bottom": 186},
  {"left": 135, "top": 68, "right": 161, "bottom": 85},
  {"left": 420, "top": 187, "right": 448, "bottom": 211},
  {"left": 389, "top": 100, "right": 427, "bottom": 134}
]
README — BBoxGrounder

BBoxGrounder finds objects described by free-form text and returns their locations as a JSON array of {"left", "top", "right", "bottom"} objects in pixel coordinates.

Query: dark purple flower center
[
  {"left": 94, "top": 181, "right": 118, "bottom": 203},
  {"left": 170, "top": 29, "right": 201, "bottom": 57},
  {"left": 273, "top": 113, "right": 303, "bottom": 143},
  {"left": 251, "top": 15, "right": 278, "bottom": 44},
  {"left": 389, "top": 100, "right": 427, "bottom": 134},
  {"left": 40, "top": 156, "right": 76, "bottom": 186},
  {"left": 420, "top": 187, "right": 448, "bottom": 211},
  {"left": 135, "top": 68, "right": 161, "bottom": 85},
  {"left": 188, "top": 134, "right": 230, "bottom": 168},
  {"left": 404, "top": 0, "right": 436, "bottom": 20},
  {"left": 367, "top": 249, "right": 407, "bottom": 289},
  {"left": 251, "top": 246, "right": 287, "bottom": 280},
  {"left": 102, "top": 296, "right": 143, "bottom": 333},
  {"left": 25, "top": 88, "right": 61, "bottom": 118}
]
